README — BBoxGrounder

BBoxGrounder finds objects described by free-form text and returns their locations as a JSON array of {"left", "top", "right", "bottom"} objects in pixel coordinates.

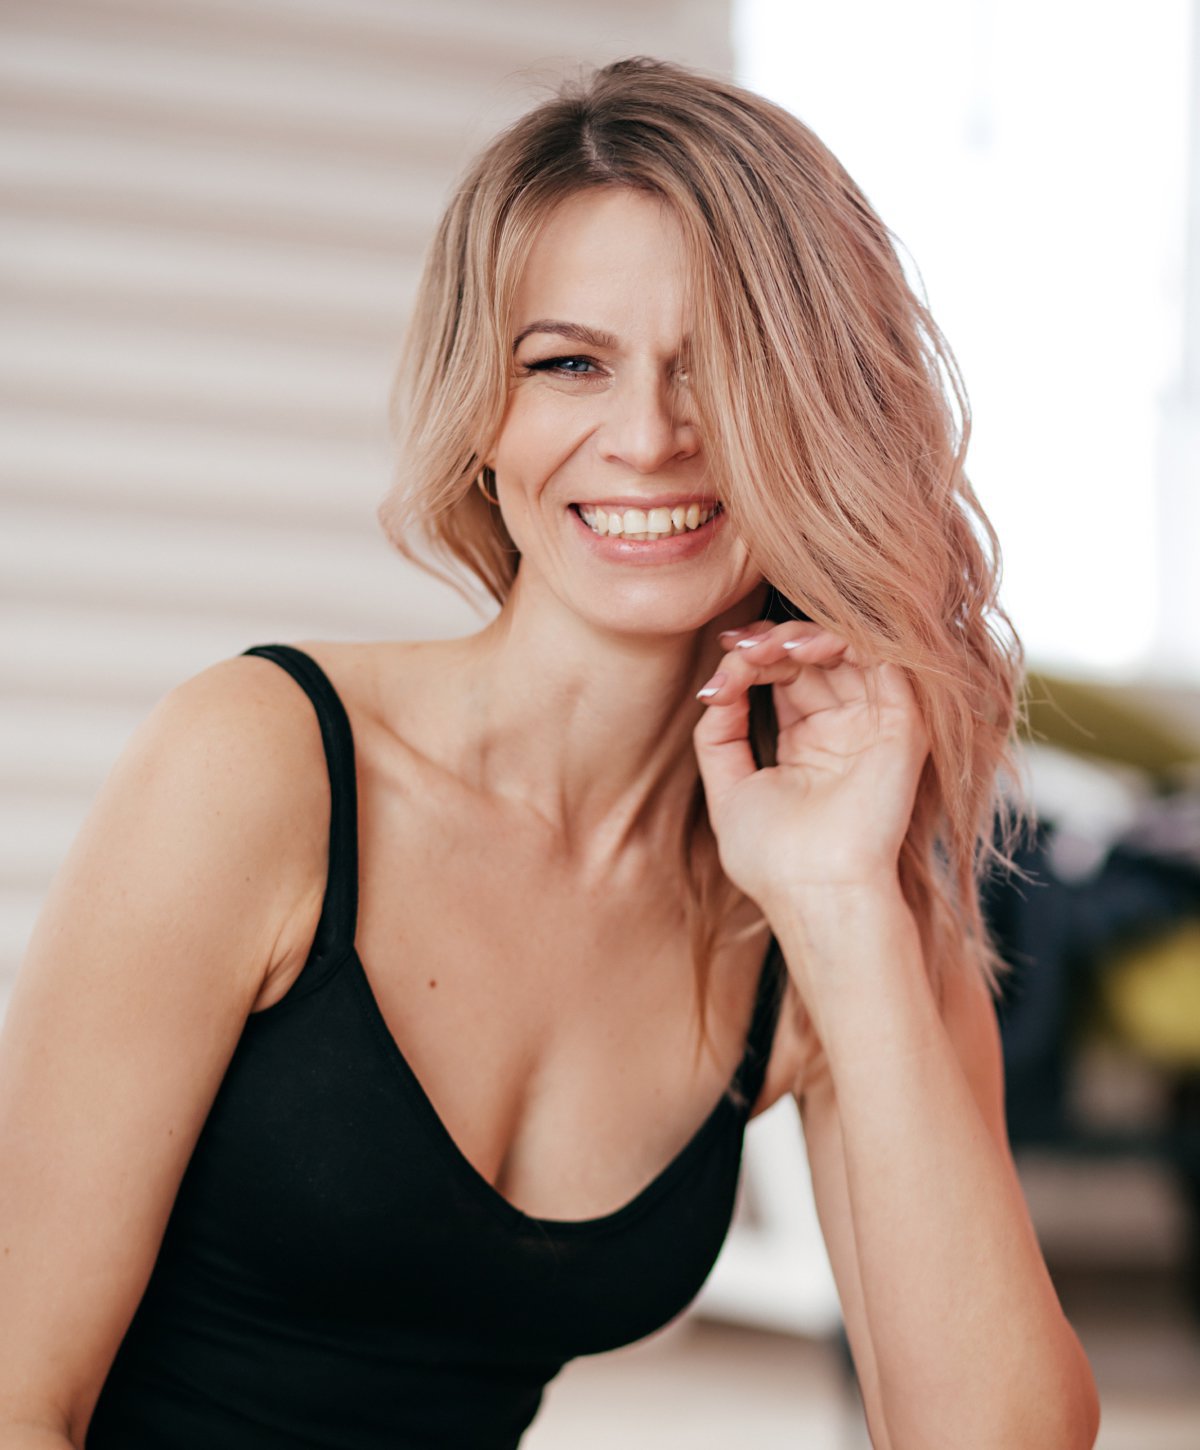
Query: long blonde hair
[{"left": 378, "top": 56, "right": 1032, "bottom": 1050}]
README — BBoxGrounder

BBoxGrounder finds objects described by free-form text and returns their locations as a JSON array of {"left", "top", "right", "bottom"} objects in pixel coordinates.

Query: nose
[{"left": 596, "top": 369, "right": 698, "bottom": 475}]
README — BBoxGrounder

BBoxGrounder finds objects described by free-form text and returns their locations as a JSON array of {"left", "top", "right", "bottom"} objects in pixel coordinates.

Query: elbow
[
  {"left": 1055, "top": 1324, "right": 1101, "bottom": 1450},
  {"left": 886, "top": 1331, "right": 1100, "bottom": 1450},
  {"left": 1068, "top": 1345, "right": 1102, "bottom": 1450},
  {"left": 1000, "top": 1333, "right": 1100, "bottom": 1450}
]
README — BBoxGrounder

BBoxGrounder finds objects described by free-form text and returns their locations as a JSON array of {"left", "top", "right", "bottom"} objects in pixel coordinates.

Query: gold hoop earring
[{"left": 475, "top": 470, "right": 499, "bottom": 505}]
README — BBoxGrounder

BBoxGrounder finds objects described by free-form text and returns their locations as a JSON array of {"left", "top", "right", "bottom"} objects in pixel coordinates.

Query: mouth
[{"left": 569, "top": 500, "right": 724, "bottom": 541}]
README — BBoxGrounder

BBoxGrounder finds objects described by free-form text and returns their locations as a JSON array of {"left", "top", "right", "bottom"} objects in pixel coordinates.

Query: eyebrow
[
  {"left": 511, "top": 320, "right": 697, "bottom": 362},
  {"left": 511, "top": 320, "right": 620, "bottom": 354}
]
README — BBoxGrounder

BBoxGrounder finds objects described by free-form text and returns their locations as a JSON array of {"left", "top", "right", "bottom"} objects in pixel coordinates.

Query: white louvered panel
[
  {"left": 1, "top": 602, "right": 488, "bottom": 708},
  {"left": 0, "top": 409, "right": 390, "bottom": 526},
  {"left": 0, "top": 0, "right": 733, "bottom": 982},
  {"left": 2, "top": 502, "right": 447, "bottom": 630},
  {"left": 0, "top": 128, "right": 448, "bottom": 250},
  {"left": 0, "top": 697, "right": 150, "bottom": 793},
  {"left": 2, "top": 305, "right": 391, "bottom": 436},
  {"left": 0, "top": 26, "right": 500, "bottom": 165},
  {"left": 1, "top": 217, "right": 419, "bottom": 343},
  {"left": 3, "top": 0, "right": 672, "bottom": 82},
  {"left": 0, "top": 792, "right": 106, "bottom": 893},
  {"left": 0, "top": 889, "right": 50, "bottom": 994}
]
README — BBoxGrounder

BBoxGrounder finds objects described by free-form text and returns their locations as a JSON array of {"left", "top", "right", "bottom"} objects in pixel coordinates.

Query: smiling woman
[
  {"left": 380, "top": 60, "right": 1026, "bottom": 1014},
  {"left": 0, "top": 55, "right": 1097, "bottom": 1450},
  {"left": 486, "top": 188, "right": 756, "bottom": 625}
]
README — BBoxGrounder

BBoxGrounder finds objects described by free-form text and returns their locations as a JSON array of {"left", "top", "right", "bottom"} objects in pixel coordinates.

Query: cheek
[{"left": 494, "top": 392, "right": 591, "bottom": 482}]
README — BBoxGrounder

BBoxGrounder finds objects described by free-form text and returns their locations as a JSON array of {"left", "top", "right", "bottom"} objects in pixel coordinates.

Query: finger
[
  {"left": 697, "top": 657, "right": 845, "bottom": 740},
  {"left": 728, "top": 628, "right": 866, "bottom": 719},
  {"left": 692, "top": 676, "right": 757, "bottom": 807},
  {"left": 722, "top": 635, "right": 853, "bottom": 692},
  {"left": 726, "top": 622, "right": 861, "bottom": 669},
  {"left": 717, "top": 624, "right": 773, "bottom": 648}
]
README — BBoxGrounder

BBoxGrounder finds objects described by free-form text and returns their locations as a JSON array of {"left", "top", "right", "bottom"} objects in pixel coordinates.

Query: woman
[{"left": 0, "top": 57, "right": 1098, "bottom": 1450}]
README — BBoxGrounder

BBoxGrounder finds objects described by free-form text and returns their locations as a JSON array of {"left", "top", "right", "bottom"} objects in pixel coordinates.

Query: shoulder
[
  {"left": 147, "top": 649, "right": 333, "bottom": 827},
  {"left": 116, "top": 648, "right": 341, "bottom": 986}
]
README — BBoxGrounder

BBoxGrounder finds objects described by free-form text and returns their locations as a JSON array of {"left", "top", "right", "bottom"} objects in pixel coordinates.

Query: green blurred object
[
  {"left": 1020, "top": 670, "right": 1200, "bottom": 779},
  {"left": 1099, "top": 921, "right": 1200, "bottom": 1068}
]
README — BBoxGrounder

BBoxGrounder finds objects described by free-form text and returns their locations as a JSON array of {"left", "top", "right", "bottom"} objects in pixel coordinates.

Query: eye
[{"left": 523, "top": 355, "right": 603, "bottom": 378}]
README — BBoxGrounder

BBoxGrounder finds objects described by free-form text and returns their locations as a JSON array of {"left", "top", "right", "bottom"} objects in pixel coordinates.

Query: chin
[{"left": 574, "top": 587, "right": 756, "bottom": 641}]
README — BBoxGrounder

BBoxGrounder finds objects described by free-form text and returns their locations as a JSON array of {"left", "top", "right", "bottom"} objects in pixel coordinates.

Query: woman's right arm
[{"left": 0, "top": 655, "right": 327, "bottom": 1448}]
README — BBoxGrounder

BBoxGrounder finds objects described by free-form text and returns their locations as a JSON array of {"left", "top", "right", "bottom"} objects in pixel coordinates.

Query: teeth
[{"left": 577, "top": 503, "right": 720, "bottom": 539}]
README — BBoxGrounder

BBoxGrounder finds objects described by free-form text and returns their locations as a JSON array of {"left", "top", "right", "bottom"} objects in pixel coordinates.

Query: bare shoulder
[
  {"left": 39, "top": 647, "right": 336, "bottom": 1015},
  {"left": 0, "top": 648, "right": 335, "bottom": 1437},
  {"left": 163, "top": 648, "right": 343, "bottom": 993}
]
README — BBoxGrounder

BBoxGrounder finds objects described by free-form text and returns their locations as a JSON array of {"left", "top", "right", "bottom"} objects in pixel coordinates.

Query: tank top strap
[
  {"left": 728, "top": 936, "right": 788, "bottom": 1114},
  {"left": 240, "top": 643, "right": 359, "bottom": 963}
]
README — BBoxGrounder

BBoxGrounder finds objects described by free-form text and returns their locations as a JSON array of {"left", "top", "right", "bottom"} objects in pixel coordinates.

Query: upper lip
[{"left": 571, "top": 496, "right": 722, "bottom": 510}]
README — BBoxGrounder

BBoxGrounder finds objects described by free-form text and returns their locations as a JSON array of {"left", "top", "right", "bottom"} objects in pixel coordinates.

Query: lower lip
[{"left": 568, "top": 506, "right": 726, "bottom": 562}]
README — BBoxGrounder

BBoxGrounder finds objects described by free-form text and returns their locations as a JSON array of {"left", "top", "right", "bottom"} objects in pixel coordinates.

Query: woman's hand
[{"left": 692, "top": 620, "right": 931, "bottom": 917}]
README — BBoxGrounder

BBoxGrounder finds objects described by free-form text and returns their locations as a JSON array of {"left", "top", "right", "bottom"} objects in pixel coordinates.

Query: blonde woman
[{"left": 0, "top": 57, "right": 1098, "bottom": 1450}]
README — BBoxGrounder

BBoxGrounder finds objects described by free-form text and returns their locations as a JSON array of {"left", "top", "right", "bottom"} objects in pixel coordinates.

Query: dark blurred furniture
[{"left": 984, "top": 669, "right": 1200, "bottom": 1311}]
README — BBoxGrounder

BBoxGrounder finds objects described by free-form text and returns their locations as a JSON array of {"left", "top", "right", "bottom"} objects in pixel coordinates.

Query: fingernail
[
  {"left": 735, "top": 637, "right": 762, "bottom": 650},
  {"left": 718, "top": 628, "right": 744, "bottom": 640},
  {"left": 696, "top": 672, "right": 727, "bottom": 699},
  {"left": 782, "top": 638, "right": 808, "bottom": 650}
]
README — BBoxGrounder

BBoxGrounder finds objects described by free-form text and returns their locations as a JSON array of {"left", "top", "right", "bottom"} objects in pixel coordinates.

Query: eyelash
[
  {"left": 521, "top": 355, "right": 691, "bottom": 383},
  {"left": 523, "top": 355, "right": 603, "bottom": 378}
]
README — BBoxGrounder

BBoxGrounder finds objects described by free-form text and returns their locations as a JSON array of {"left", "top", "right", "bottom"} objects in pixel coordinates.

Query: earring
[{"left": 475, "top": 470, "right": 499, "bottom": 505}]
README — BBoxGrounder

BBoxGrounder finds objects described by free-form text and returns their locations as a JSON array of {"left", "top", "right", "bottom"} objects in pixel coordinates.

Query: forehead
[{"left": 512, "top": 188, "right": 690, "bottom": 334}]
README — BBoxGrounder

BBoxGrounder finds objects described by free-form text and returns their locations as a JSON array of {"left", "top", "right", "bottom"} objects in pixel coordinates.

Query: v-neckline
[
  {"left": 241, "top": 641, "right": 784, "bottom": 1237},
  {"left": 342, "top": 936, "right": 780, "bottom": 1237}
]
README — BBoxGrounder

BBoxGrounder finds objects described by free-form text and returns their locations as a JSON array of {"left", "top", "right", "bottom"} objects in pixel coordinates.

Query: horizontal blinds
[{"left": 0, "top": 0, "right": 732, "bottom": 987}]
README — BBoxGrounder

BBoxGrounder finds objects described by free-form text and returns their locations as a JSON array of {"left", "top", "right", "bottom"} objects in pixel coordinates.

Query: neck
[{"left": 402, "top": 571, "right": 769, "bottom": 877}]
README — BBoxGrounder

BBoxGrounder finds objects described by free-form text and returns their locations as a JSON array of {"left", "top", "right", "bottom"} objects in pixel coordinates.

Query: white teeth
[{"left": 577, "top": 503, "right": 720, "bottom": 539}]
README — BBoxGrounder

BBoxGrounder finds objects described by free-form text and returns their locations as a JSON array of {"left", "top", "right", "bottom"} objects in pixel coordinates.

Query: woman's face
[{"left": 487, "top": 187, "right": 765, "bottom": 638}]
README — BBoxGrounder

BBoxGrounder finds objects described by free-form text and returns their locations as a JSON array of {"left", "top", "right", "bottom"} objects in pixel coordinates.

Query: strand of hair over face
[{"left": 377, "top": 56, "right": 1036, "bottom": 1058}]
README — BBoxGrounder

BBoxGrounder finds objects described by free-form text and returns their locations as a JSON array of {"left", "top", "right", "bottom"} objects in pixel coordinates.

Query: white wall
[{"left": 0, "top": 0, "right": 733, "bottom": 993}]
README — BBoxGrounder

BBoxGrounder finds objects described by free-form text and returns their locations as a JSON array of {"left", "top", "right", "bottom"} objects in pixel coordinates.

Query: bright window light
[{"left": 735, "top": 0, "right": 1190, "bottom": 679}]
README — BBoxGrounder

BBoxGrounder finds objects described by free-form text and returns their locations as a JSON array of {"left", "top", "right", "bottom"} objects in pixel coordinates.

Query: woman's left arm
[
  {"left": 692, "top": 620, "right": 1100, "bottom": 1450},
  {"left": 780, "top": 883, "right": 1099, "bottom": 1450}
]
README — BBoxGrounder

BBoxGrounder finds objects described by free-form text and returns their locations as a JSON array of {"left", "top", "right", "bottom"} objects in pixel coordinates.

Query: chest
[{"left": 263, "top": 658, "right": 806, "bottom": 1224}]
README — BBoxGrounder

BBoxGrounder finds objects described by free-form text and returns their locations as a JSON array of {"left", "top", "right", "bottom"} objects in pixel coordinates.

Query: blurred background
[{"left": 2, "top": 1, "right": 1198, "bottom": 1445}]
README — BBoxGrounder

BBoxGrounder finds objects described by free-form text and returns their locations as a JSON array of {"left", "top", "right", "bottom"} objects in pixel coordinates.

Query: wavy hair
[{"left": 378, "top": 56, "right": 1033, "bottom": 1055}]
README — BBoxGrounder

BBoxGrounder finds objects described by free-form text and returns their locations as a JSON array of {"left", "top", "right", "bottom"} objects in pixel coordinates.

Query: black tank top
[{"left": 86, "top": 643, "right": 787, "bottom": 1450}]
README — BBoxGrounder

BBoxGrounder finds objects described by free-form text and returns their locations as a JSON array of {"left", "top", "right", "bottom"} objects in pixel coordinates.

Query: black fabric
[{"left": 86, "top": 643, "right": 787, "bottom": 1449}]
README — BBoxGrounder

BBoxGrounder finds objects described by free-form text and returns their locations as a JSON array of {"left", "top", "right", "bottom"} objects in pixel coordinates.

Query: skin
[{"left": 0, "top": 186, "right": 1099, "bottom": 1449}]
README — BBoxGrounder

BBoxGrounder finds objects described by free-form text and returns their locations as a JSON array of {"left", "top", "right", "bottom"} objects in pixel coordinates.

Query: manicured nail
[
  {"left": 782, "top": 638, "right": 809, "bottom": 650},
  {"left": 735, "top": 636, "right": 763, "bottom": 650},
  {"left": 718, "top": 628, "right": 744, "bottom": 639},
  {"left": 696, "top": 672, "right": 727, "bottom": 699}
]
